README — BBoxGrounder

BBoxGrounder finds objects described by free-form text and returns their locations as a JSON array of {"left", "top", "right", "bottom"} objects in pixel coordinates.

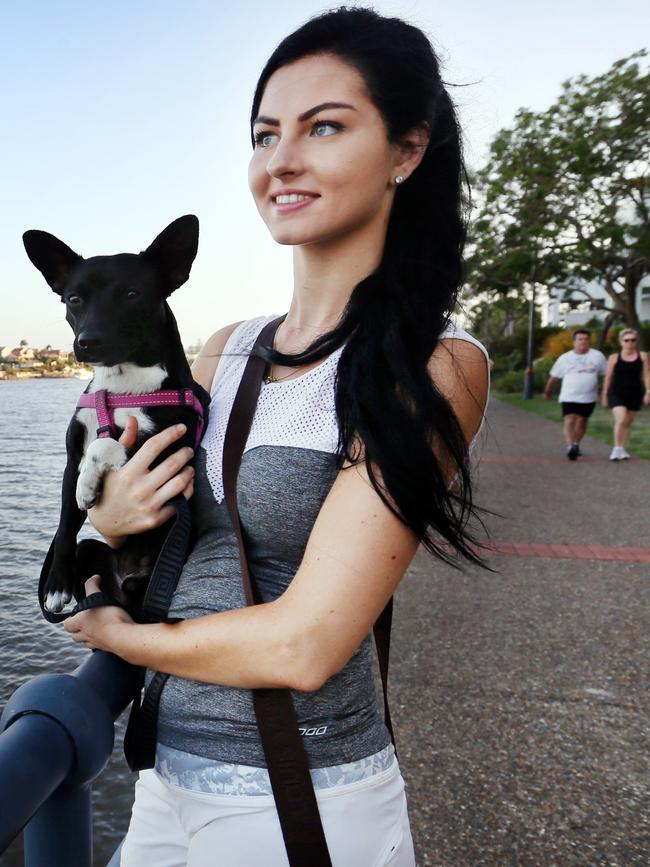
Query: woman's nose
[{"left": 265, "top": 136, "right": 303, "bottom": 179}]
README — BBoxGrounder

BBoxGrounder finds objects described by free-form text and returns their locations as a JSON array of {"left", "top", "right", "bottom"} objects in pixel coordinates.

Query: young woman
[
  {"left": 64, "top": 9, "right": 489, "bottom": 865},
  {"left": 602, "top": 328, "right": 650, "bottom": 460}
]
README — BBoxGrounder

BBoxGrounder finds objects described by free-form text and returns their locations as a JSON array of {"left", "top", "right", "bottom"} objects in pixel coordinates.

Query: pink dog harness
[{"left": 77, "top": 388, "right": 205, "bottom": 448}]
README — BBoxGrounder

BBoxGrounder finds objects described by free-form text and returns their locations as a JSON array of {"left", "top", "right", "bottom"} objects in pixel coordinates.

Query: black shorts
[
  {"left": 561, "top": 401, "right": 596, "bottom": 418},
  {"left": 608, "top": 392, "right": 643, "bottom": 412}
]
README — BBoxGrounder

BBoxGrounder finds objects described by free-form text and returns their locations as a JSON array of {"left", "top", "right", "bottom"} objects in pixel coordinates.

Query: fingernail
[{"left": 176, "top": 424, "right": 187, "bottom": 433}]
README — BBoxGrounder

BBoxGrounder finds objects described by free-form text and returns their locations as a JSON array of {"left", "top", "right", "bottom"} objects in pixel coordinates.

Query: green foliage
[
  {"left": 466, "top": 50, "right": 650, "bottom": 329},
  {"left": 488, "top": 325, "right": 562, "bottom": 365}
]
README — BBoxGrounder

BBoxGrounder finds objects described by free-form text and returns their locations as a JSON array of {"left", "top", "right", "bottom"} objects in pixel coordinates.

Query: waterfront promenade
[{"left": 395, "top": 398, "right": 650, "bottom": 865}]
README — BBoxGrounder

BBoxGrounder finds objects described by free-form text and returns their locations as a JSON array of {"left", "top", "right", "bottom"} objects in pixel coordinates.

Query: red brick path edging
[
  {"left": 481, "top": 456, "right": 612, "bottom": 464},
  {"left": 484, "top": 541, "right": 650, "bottom": 563}
]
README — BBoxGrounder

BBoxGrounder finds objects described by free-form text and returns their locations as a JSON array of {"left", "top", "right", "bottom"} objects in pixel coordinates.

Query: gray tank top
[{"left": 154, "top": 316, "right": 391, "bottom": 767}]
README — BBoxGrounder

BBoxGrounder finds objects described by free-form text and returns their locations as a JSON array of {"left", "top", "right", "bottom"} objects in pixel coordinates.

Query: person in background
[
  {"left": 601, "top": 328, "right": 650, "bottom": 460},
  {"left": 544, "top": 329, "right": 607, "bottom": 460}
]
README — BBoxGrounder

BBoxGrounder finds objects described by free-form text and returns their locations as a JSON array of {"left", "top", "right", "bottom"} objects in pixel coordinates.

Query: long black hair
[{"left": 251, "top": 7, "right": 484, "bottom": 563}]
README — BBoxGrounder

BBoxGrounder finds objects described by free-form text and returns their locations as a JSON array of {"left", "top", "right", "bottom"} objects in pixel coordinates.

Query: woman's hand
[
  {"left": 88, "top": 418, "right": 195, "bottom": 544},
  {"left": 601, "top": 393, "right": 609, "bottom": 409},
  {"left": 64, "top": 576, "right": 135, "bottom": 652},
  {"left": 644, "top": 391, "right": 650, "bottom": 407}
]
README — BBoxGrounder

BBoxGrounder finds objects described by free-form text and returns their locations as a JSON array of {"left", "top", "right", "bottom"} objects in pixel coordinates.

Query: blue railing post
[{"left": 0, "top": 651, "right": 141, "bottom": 865}]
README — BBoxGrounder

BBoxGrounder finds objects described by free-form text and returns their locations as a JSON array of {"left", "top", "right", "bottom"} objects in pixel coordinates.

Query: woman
[
  {"left": 602, "top": 328, "right": 650, "bottom": 460},
  {"left": 65, "top": 9, "right": 489, "bottom": 865}
]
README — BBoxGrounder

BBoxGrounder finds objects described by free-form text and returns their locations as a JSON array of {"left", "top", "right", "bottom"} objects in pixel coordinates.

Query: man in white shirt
[{"left": 544, "top": 329, "right": 607, "bottom": 460}]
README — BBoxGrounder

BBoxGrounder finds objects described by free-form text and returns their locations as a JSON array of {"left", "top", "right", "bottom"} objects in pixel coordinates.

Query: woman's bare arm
[
  {"left": 601, "top": 353, "right": 617, "bottom": 406},
  {"left": 67, "top": 338, "right": 488, "bottom": 693}
]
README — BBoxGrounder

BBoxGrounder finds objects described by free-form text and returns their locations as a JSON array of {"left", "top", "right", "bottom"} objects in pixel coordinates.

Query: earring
[{"left": 395, "top": 175, "right": 404, "bottom": 185}]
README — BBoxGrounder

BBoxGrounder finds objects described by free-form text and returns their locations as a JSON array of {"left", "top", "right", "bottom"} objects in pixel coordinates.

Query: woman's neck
[{"left": 281, "top": 229, "right": 384, "bottom": 347}]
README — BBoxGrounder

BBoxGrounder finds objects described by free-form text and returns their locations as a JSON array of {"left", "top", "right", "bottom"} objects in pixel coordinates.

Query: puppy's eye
[
  {"left": 67, "top": 294, "right": 82, "bottom": 305},
  {"left": 126, "top": 290, "right": 140, "bottom": 300}
]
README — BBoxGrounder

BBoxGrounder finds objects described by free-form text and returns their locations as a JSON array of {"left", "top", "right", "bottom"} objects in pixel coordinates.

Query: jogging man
[{"left": 544, "top": 329, "right": 607, "bottom": 460}]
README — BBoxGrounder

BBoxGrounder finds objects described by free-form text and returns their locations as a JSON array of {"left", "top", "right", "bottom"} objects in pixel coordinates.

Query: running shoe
[
  {"left": 567, "top": 444, "right": 579, "bottom": 461},
  {"left": 610, "top": 446, "right": 623, "bottom": 461},
  {"left": 619, "top": 448, "right": 631, "bottom": 460},
  {"left": 575, "top": 444, "right": 583, "bottom": 457}
]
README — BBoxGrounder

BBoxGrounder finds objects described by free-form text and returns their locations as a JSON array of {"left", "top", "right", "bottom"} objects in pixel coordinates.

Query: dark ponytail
[{"left": 251, "top": 7, "right": 484, "bottom": 564}]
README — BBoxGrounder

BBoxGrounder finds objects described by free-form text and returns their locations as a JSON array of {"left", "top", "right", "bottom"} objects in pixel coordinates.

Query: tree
[{"left": 466, "top": 50, "right": 650, "bottom": 332}]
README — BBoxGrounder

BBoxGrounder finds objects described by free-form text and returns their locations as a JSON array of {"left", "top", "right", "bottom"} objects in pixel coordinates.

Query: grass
[{"left": 493, "top": 392, "right": 650, "bottom": 461}]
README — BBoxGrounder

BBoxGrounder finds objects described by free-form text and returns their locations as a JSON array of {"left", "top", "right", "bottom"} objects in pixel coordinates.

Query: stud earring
[{"left": 395, "top": 175, "right": 404, "bottom": 185}]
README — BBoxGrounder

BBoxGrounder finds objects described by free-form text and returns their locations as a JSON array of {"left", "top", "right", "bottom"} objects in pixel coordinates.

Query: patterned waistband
[{"left": 155, "top": 743, "right": 395, "bottom": 796}]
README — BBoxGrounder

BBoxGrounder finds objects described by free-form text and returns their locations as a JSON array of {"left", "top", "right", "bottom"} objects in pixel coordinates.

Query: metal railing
[{"left": 0, "top": 651, "right": 141, "bottom": 866}]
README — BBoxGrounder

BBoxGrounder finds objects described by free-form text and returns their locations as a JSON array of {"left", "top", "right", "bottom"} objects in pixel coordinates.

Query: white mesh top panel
[
  {"left": 203, "top": 316, "right": 343, "bottom": 503},
  {"left": 201, "top": 315, "right": 489, "bottom": 503}
]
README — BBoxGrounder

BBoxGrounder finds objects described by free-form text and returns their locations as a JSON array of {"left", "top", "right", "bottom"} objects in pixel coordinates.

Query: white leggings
[{"left": 120, "top": 757, "right": 415, "bottom": 866}]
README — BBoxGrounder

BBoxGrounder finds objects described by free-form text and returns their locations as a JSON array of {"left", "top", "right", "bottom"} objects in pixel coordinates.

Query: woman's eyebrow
[{"left": 252, "top": 102, "right": 357, "bottom": 127}]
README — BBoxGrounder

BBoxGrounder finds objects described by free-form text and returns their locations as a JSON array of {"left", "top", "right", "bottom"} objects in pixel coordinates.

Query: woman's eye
[
  {"left": 254, "top": 130, "right": 279, "bottom": 148},
  {"left": 311, "top": 120, "right": 342, "bottom": 137}
]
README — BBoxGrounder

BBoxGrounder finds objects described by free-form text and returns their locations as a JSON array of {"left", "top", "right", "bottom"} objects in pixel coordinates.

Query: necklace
[
  {"left": 264, "top": 324, "right": 305, "bottom": 384},
  {"left": 263, "top": 367, "right": 299, "bottom": 385}
]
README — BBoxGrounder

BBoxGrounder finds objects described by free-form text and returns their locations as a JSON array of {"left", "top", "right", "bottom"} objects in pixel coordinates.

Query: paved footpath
[{"left": 393, "top": 399, "right": 650, "bottom": 866}]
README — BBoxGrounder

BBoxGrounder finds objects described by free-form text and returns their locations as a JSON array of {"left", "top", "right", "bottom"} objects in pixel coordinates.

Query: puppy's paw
[
  {"left": 76, "top": 439, "right": 128, "bottom": 510},
  {"left": 44, "top": 587, "right": 73, "bottom": 613}
]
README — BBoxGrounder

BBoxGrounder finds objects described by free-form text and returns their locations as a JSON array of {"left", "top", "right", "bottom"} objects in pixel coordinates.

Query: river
[{"left": 0, "top": 379, "right": 135, "bottom": 866}]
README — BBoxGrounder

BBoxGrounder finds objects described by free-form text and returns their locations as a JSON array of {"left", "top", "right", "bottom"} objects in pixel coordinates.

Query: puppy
[{"left": 23, "top": 215, "right": 210, "bottom": 616}]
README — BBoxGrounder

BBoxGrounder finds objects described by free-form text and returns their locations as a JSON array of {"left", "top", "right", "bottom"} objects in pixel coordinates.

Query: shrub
[{"left": 491, "top": 370, "right": 526, "bottom": 393}]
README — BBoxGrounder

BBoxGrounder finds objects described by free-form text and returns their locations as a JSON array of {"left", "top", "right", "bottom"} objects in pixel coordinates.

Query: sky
[{"left": 1, "top": 0, "right": 648, "bottom": 350}]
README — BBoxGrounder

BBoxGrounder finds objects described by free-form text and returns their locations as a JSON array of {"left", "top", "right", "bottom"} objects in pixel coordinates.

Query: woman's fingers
[
  {"left": 126, "top": 424, "right": 188, "bottom": 473},
  {"left": 145, "top": 446, "right": 194, "bottom": 492},
  {"left": 151, "top": 465, "right": 196, "bottom": 510},
  {"left": 84, "top": 574, "right": 102, "bottom": 595},
  {"left": 119, "top": 416, "right": 139, "bottom": 449}
]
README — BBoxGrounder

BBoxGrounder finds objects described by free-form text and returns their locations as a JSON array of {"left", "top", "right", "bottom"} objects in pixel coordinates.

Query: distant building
[
  {"left": 542, "top": 275, "right": 650, "bottom": 328},
  {"left": 10, "top": 346, "right": 35, "bottom": 361},
  {"left": 40, "top": 346, "right": 70, "bottom": 361}
]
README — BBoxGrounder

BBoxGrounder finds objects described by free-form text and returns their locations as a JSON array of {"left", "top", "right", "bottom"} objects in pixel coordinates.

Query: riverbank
[{"left": 0, "top": 370, "right": 91, "bottom": 381}]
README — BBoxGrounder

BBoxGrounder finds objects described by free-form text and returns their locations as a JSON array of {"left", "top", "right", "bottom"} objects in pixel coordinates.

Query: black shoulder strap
[{"left": 222, "top": 316, "right": 333, "bottom": 866}]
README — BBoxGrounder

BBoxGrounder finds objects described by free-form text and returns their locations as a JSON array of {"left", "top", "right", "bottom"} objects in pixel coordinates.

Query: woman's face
[{"left": 248, "top": 53, "right": 400, "bottom": 248}]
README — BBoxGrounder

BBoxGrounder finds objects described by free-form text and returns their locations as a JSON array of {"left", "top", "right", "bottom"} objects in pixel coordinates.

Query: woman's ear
[{"left": 393, "top": 122, "right": 430, "bottom": 182}]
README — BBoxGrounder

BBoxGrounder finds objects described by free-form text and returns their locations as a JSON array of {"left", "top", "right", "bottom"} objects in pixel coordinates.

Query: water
[{"left": 0, "top": 380, "right": 135, "bottom": 866}]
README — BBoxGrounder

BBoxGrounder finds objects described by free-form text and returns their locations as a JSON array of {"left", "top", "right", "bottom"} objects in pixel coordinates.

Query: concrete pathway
[{"left": 394, "top": 399, "right": 650, "bottom": 866}]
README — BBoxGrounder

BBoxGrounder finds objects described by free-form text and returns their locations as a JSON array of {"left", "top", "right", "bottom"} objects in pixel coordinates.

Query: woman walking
[
  {"left": 602, "top": 328, "right": 650, "bottom": 460},
  {"left": 64, "top": 9, "right": 489, "bottom": 865}
]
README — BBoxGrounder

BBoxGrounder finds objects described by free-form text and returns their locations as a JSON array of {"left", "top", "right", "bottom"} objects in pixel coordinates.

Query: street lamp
[{"left": 523, "top": 254, "right": 536, "bottom": 400}]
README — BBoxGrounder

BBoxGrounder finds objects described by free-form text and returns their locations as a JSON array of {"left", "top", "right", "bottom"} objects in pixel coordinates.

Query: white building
[{"left": 542, "top": 274, "right": 650, "bottom": 328}]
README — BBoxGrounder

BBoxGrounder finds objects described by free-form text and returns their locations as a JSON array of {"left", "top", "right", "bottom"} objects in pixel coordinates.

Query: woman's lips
[{"left": 271, "top": 193, "right": 319, "bottom": 214}]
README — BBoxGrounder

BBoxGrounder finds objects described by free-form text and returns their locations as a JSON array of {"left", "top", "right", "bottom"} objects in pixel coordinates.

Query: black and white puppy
[{"left": 23, "top": 215, "right": 210, "bottom": 616}]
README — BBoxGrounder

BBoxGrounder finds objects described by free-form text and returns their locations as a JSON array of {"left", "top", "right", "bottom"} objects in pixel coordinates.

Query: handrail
[{"left": 0, "top": 651, "right": 141, "bottom": 866}]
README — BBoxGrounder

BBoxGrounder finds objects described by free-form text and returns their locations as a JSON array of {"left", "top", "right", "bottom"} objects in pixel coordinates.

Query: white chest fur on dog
[{"left": 75, "top": 363, "right": 167, "bottom": 510}]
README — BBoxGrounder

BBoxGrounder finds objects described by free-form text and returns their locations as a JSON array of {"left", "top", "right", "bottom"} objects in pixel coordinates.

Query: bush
[
  {"left": 491, "top": 370, "right": 526, "bottom": 393},
  {"left": 490, "top": 325, "right": 562, "bottom": 367},
  {"left": 541, "top": 330, "right": 577, "bottom": 360}
]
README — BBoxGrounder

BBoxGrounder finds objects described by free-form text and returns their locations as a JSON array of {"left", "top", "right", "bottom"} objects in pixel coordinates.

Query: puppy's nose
[{"left": 77, "top": 334, "right": 104, "bottom": 352}]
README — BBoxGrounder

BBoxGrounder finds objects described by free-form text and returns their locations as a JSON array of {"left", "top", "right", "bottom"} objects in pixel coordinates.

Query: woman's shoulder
[
  {"left": 191, "top": 315, "right": 280, "bottom": 394},
  {"left": 438, "top": 320, "right": 489, "bottom": 359},
  {"left": 191, "top": 321, "right": 244, "bottom": 393},
  {"left": 429, "top": 321, "right": 490, "bottom": 446}
]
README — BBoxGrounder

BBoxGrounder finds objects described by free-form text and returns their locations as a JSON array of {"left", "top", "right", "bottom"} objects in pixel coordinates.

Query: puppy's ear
[
  {"left": 142, "top": 215, "right": 199, "bottom": 295},
  {"left": 23, "top": 230, "right": 83, "bottom": 295}
]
